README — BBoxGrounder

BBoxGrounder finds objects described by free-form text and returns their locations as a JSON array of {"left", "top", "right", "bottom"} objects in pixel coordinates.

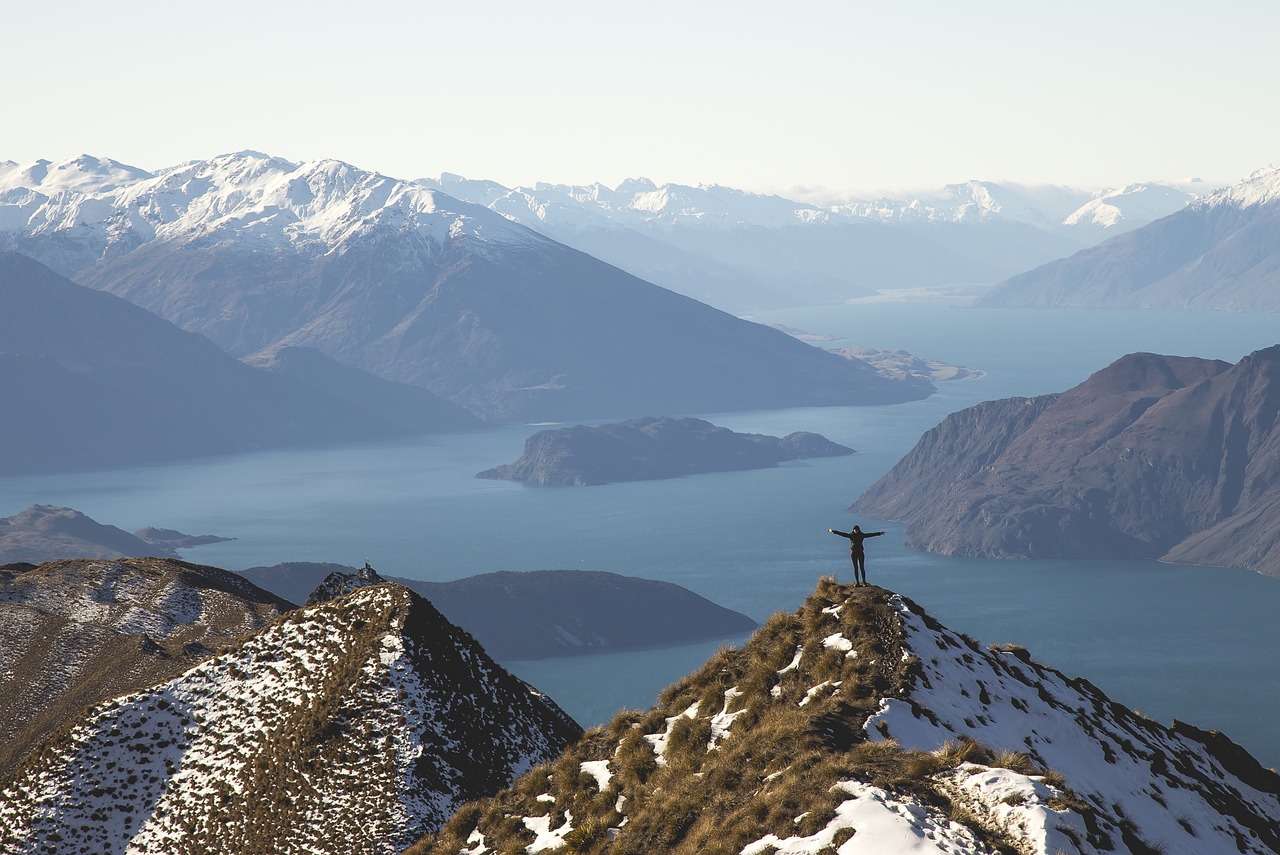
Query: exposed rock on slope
[
  {"left": 476, "top": 416, "right": 854, "bottom": 486},
  {"left": 978, "top": 165, "right": 1280, "bottom": 311},
  {"left": 855, "top": 348, "right": 1280, "bottom": 575},
  {"left": 0, "top": 505, "right": 231, "bottom": 563},
  {"left": 0, "top": 557, "right": 291, "bottom": 776},
  {"left": 0, "top": 251, "right": 472, "bottom": 475},
  {"left": 239, "top": 563, "right": 758, "bottom": 660},
  {"left": 0, "top": 582, "right": 581, "bottom": 854},
  {"left": 0, "top": 152, "right": 931, "bottom": 422},
  {"left": 408, "top": 580, "right": 1280, "bottom": 855}
]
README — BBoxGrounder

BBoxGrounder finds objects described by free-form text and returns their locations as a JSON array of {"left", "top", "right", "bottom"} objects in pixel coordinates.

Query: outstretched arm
[
  {"left": 828, "top": 528, "right": 852, "bottom": 540},
  {"left": 867, "top": 531, "right": 886, "bottom": 538}
]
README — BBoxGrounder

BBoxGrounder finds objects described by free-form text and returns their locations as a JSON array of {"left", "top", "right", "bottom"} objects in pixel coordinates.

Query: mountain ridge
[
  {"left": 1, "top": 152, "right": 931, "bottom": 422},
  {"left": 977, "top": 163, "right": 1280, "bottom": 311},
  {"left": 853, "top": 347, "right": 1280, "bottom": 575},
  {"left": 0, "top": 581, "right": 581, "bottom": 853},
  {"left": 408, "top": 580, "right": 1280, "bottom": 854}
]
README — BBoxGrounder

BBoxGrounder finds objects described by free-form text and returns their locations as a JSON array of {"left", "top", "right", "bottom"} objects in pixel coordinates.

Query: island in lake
[{"left": 476, "top": 415, "right": 854, "bottom": 486}]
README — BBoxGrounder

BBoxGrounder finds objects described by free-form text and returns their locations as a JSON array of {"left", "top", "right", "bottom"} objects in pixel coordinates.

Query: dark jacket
[{"left": 830, "top": 528, "right": 884, "bottom": 552}]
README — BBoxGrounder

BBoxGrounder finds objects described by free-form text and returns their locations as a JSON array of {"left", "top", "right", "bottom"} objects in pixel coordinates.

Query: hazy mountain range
[
  {"left": 422, "top": 173, "right": 1199, "bottom": 312},
  {"left": 0, "top": 153, "right": 929, "bottom": 423},
  {"left": 855, "top": 347, "right": 1280, "bottom": 576},
  {"left": 979, "top": 165, "right": 1280, "bottom": 311}
]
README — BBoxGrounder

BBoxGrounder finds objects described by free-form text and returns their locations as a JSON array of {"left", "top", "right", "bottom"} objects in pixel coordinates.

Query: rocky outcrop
[
  {"left": 855, "top": 348, "right": 1280, "bottom": 575},
  {"left": 476, "top": 416, "right": 854, "bottom": 486}
]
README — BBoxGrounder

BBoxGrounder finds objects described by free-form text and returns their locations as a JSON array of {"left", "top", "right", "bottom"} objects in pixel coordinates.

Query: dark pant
[{"left": 850, "top": 549, "right": 867, "bottom": 583}]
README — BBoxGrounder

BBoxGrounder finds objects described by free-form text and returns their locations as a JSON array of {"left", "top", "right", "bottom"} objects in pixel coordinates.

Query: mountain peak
[
  {"left": 411, "top": 580, "right": 1280, "bottom": 855},
  {"left": 1201, "top": 163, "right": 1280, "bottom": 210},
  {"left": 0, "top": 580, "right": 581, "bottom": 852}
]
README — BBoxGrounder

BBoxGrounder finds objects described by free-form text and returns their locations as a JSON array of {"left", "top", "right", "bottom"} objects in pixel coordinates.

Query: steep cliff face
[
  {"left": 407, "top": 580, "right": 1280, "bottom": 855},
  {"left": 853, "top": 349, "right": 1280, "bottom": 574},
  {"left": 0, "top": 583, "right": 580, "bottom": 854}
]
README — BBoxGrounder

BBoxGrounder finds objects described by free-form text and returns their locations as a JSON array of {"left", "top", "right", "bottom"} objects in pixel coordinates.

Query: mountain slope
[
  {"left": 0, "top": 152, "right": 930, "bottom": 421},
  {"left": 0, "top": 582, "right": 581, "bottom": 853},
  {"left": 242, "top": 344, "right": 480, "bottom": 433},
  {"left": 408, "top": 580, "right": 1280, "bottom": 855},
  {"left": 0, "top": 504, "right": 231, "bottom": 563},
  {"left": 0, "top": 557, "right": 292, "bottom": 776},
  {"left": 854, "top": 348, "right": 1280, "bottom": 575},
  {"left": 978, "top": 165, "right": 1280, "bottom": 311},
  {"left": 0, "top": 251, "right": 474, "bottom": 474}
]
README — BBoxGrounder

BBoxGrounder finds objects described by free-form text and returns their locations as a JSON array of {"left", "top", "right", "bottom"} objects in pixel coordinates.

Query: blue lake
[{"left": 3, "top": 302, "right": 1279, "bottom": 765}]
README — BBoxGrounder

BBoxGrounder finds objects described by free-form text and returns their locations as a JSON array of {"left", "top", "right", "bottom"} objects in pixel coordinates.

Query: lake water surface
[{"left": 4, "top": 303, "right": 1279, "bottom": 764}]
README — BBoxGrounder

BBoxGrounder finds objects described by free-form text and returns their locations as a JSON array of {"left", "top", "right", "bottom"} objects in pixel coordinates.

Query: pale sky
[{"left": 5, "top": 0, "right": 1278, "bottom": 197}]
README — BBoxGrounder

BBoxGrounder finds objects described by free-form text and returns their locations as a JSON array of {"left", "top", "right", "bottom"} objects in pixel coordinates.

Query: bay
[{"left": 3, "top": 302, "right": 1278, "bottom": 764}]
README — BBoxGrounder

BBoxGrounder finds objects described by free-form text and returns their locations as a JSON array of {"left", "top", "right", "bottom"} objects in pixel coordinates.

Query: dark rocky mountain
[
  {"left": 0, "top": 557, "right": 292, "bottom": 777},
  {"left": 476, "top": 416, "right": 854, "bottom": 486},
  {"left": 0, "top": 251, "right": 480, "bottom": 475},
  {"left": 854, "top": 348, "right": 1280, "bottom": 575},
  {"left": 2, "top": 152, "right": 931, "bottom": 423},
  {"left": 0, "top": 505, "right": 231, "bottom": 563},
  {"left": 239, "top": 562, "right": 758, "bottom": 659},
  {"left": 409, "top": 580, "right": 1280, "bottom": 855},
  {"left": 978, "top": 165, "right": 1280, "bottom": 311},
  {"left": 0, "top": 580, "right": 581, "bottom": 853}
]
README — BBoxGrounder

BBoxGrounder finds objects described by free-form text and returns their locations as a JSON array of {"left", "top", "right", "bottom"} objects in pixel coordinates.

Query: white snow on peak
[
  {"left": 1198, "top": 163, "right": 1280, "bottom": 210},
  {"left": 1062, "top": 182, "right": 1195, "bottom": 228},
  {"left": 864, "top": 594, "right": 1279, "bottom": 855},
  {"left": 4, "top": 151, "right": 548, "bottom": 258},
  {"left": 0, "top": 154, "right": 153, "bottom": 195}
]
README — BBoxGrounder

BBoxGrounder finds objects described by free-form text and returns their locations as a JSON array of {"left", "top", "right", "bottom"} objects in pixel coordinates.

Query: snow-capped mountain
[
  {"left": 0, "top": 579, "right": 581, "bottom": 854},
  {"left": 409, "top": 580, "right": 1280, "bottom": 855},
  {"left": 0, "top": 152, "right": 931, "bottom": 422},
  {"left": 978, "top": 164, "right": 1280, "bottom": 311},
  {"left": 422, "top": 173, "right": 1197, "bottom": 313}
]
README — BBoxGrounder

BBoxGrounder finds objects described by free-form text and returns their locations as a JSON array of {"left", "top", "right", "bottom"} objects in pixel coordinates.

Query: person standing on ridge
[{"left": 828, "top": 524, "right": 884, "bottom": 586}]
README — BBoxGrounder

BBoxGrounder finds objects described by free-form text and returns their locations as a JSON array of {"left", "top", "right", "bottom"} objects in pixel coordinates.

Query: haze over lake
[{"left": 4, "top": 300, "right": 1279, "bottom": 764}]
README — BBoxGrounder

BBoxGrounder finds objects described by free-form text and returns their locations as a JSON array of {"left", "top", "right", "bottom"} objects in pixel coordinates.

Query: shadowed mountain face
[
  {"left": 408, "top": 580, "right": 1280, "bottom": 855},
  {"left": 239, "top": 563, "right": 758, "bottom": 660},
  {"left": 476, "top": 416, "right": 854, "bottom": 486},
  {"left": 854, "top": 348, "right": 1280, "bottom": 575},
  {"left": 3, "top": 152, "right": 931, "bottom": 423},
  {"left": 0, "top": 252, "right": 474, "bottom": 474}
]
